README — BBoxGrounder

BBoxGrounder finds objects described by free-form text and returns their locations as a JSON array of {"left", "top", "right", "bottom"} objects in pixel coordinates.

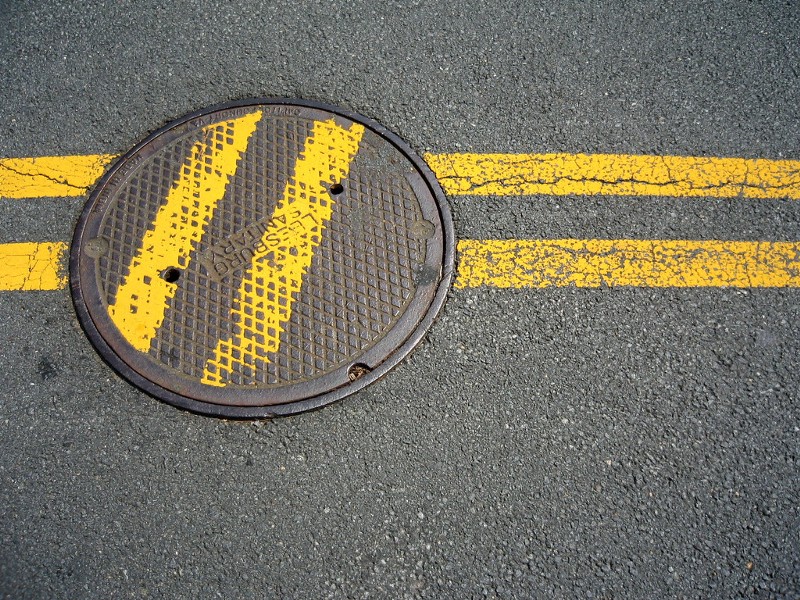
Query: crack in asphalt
[
  {"left": 441, "top": 172, "right": 800, "bottom": 193},
  {"left": 0, "top": 161, "right": 86, "bottom": 191}
]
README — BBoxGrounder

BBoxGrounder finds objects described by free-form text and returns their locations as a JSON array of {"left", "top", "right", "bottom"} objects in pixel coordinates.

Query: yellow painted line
[
  {"left": 0, "top": 155, "right": 117, "bottom": 199},
  {"left": 425, "top": 153, "right": 800, "bottom": 199},
  {"left": 4, "top": 238, "right": 800, "bottom": 292},
  {"left": 456, "top": 239, "right": 800, "bottom": 288},
  {"left": 0, "top": 242, "right": 67, "bottom": 291},
  {"left": 4, "top": 152, "right": 800, "bottom": 201},
  {"left": 202, "top": 118, "right": 365, "bottom": 386},
  {"left": 108, "top": 111, "right": 262, "bottom": 352}
]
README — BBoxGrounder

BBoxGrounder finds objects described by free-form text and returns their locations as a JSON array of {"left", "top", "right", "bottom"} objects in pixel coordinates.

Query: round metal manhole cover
[{"left": 70, "top": 99, "right": 454, "bottom": 417}]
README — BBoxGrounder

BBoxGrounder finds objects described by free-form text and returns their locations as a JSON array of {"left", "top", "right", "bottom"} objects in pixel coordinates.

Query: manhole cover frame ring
[{"left": 70, "top": 97, "right": 455, "bottom": 418}]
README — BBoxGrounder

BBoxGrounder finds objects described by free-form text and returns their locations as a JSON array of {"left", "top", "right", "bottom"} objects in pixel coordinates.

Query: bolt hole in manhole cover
[{"left": 70, "top": 99, "right": 454, "bottom": 417}]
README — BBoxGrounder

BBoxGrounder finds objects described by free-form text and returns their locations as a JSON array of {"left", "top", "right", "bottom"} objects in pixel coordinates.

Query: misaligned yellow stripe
[
  {"left": 0, "top": 155, "right": 117, "bottom": 199},
  {"left": 202, "top": 119, "right": 365, "bottom": 386},
  {"left": 456, "top": 239, "right": 800, "bottom": 288},
  {"left": 0, "top": 242, "right": 68, "bottom": 291},
  {"left": 426, "top": 153, "right": 800, "bottom": 199},
  {"left": 108, "top": 111, "right": 262, "bottom": 352}
]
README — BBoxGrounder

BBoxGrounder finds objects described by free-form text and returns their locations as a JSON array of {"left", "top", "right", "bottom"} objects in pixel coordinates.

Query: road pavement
[{"left": 1, "top": 1, "right": 798, "bottom": 597}]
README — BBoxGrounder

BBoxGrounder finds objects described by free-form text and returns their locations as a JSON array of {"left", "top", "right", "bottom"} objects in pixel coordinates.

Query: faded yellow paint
[
  {"left": 108, "top": 111, "right": 262, "bottom": 352},
  {"left": 0, "top": 242, "right": 67, "bottom": 291},
  {"left": 456, "top": 239, "right": 800, "bottom": 288},
  {"left": 4, "top": 238, "right": 800, "bottom": 292},
  {"left": 0, "top": 154, "right": 117, "bottom": 199},
  {"left": 202, "top": 118, "right": 365, "bottom": 386},
  {"left": 426, "top": 153, "right": 800, "bottom": 200},
  {"left": 5, "top": 151, "right": 800, "bottom": 201}
]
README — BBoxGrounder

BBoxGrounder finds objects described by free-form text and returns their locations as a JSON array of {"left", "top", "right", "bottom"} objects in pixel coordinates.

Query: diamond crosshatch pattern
[
  {"left": 260, "top": 146, "right": 425, "bottom": 384},
  {"left": 72, "top": 101, "right": 452, "bottom": 416},
  {"left": 93, "top": 112, "right": 426, "bottom": 387},
  {"left": 153, "top": 116, "right": 314, "bottom": 382},
  {"left": 98, "top": 133, "right": 201, "bottom": 307}
]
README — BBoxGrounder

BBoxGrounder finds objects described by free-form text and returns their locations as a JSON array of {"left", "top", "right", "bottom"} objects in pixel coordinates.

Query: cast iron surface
[{"left": 70, "top": 99, "right": 454, "bottom": 417}]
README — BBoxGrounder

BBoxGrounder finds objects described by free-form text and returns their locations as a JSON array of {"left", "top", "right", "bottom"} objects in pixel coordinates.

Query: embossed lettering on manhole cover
[{"left": 70, "top": 99, "right": 454, "bottom": 417}]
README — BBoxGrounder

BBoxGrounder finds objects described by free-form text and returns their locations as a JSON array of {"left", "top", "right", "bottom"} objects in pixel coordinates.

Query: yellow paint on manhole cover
[{"left": 70, "top": 100, "right": 454, "bottom": 417}]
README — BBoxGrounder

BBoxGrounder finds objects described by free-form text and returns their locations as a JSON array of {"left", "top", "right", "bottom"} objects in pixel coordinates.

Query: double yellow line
[
  {"left": 429, "top": 152, "right": 800, "bottom": 288},
  {"left": 1, "top": 151, "right": 800, "bottom": 291}
]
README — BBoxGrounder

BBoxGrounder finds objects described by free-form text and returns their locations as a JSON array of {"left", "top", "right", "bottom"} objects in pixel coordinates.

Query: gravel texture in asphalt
[{"left": 1, "top": 1, "right": 798, "bottom": 597}]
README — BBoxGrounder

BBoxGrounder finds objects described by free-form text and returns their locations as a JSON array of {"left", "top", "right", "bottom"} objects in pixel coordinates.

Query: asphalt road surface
[{"left": 1, "top": 1, "right": 799, "bottom": 598}]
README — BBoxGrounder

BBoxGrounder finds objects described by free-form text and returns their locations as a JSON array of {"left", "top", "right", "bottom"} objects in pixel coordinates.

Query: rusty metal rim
[{"left": 70, "top": 98, "right": 455, "bottom": 418}]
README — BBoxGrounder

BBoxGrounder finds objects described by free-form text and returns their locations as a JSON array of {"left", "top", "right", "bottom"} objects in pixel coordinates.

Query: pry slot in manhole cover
[{"left": 70, "top": 99, "right": 454, "bottom": 417}]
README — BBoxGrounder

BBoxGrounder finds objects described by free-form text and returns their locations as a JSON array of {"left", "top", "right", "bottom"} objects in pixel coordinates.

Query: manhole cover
[{"left": 70, "top": 99, "right": 454, "bottom": 417}]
